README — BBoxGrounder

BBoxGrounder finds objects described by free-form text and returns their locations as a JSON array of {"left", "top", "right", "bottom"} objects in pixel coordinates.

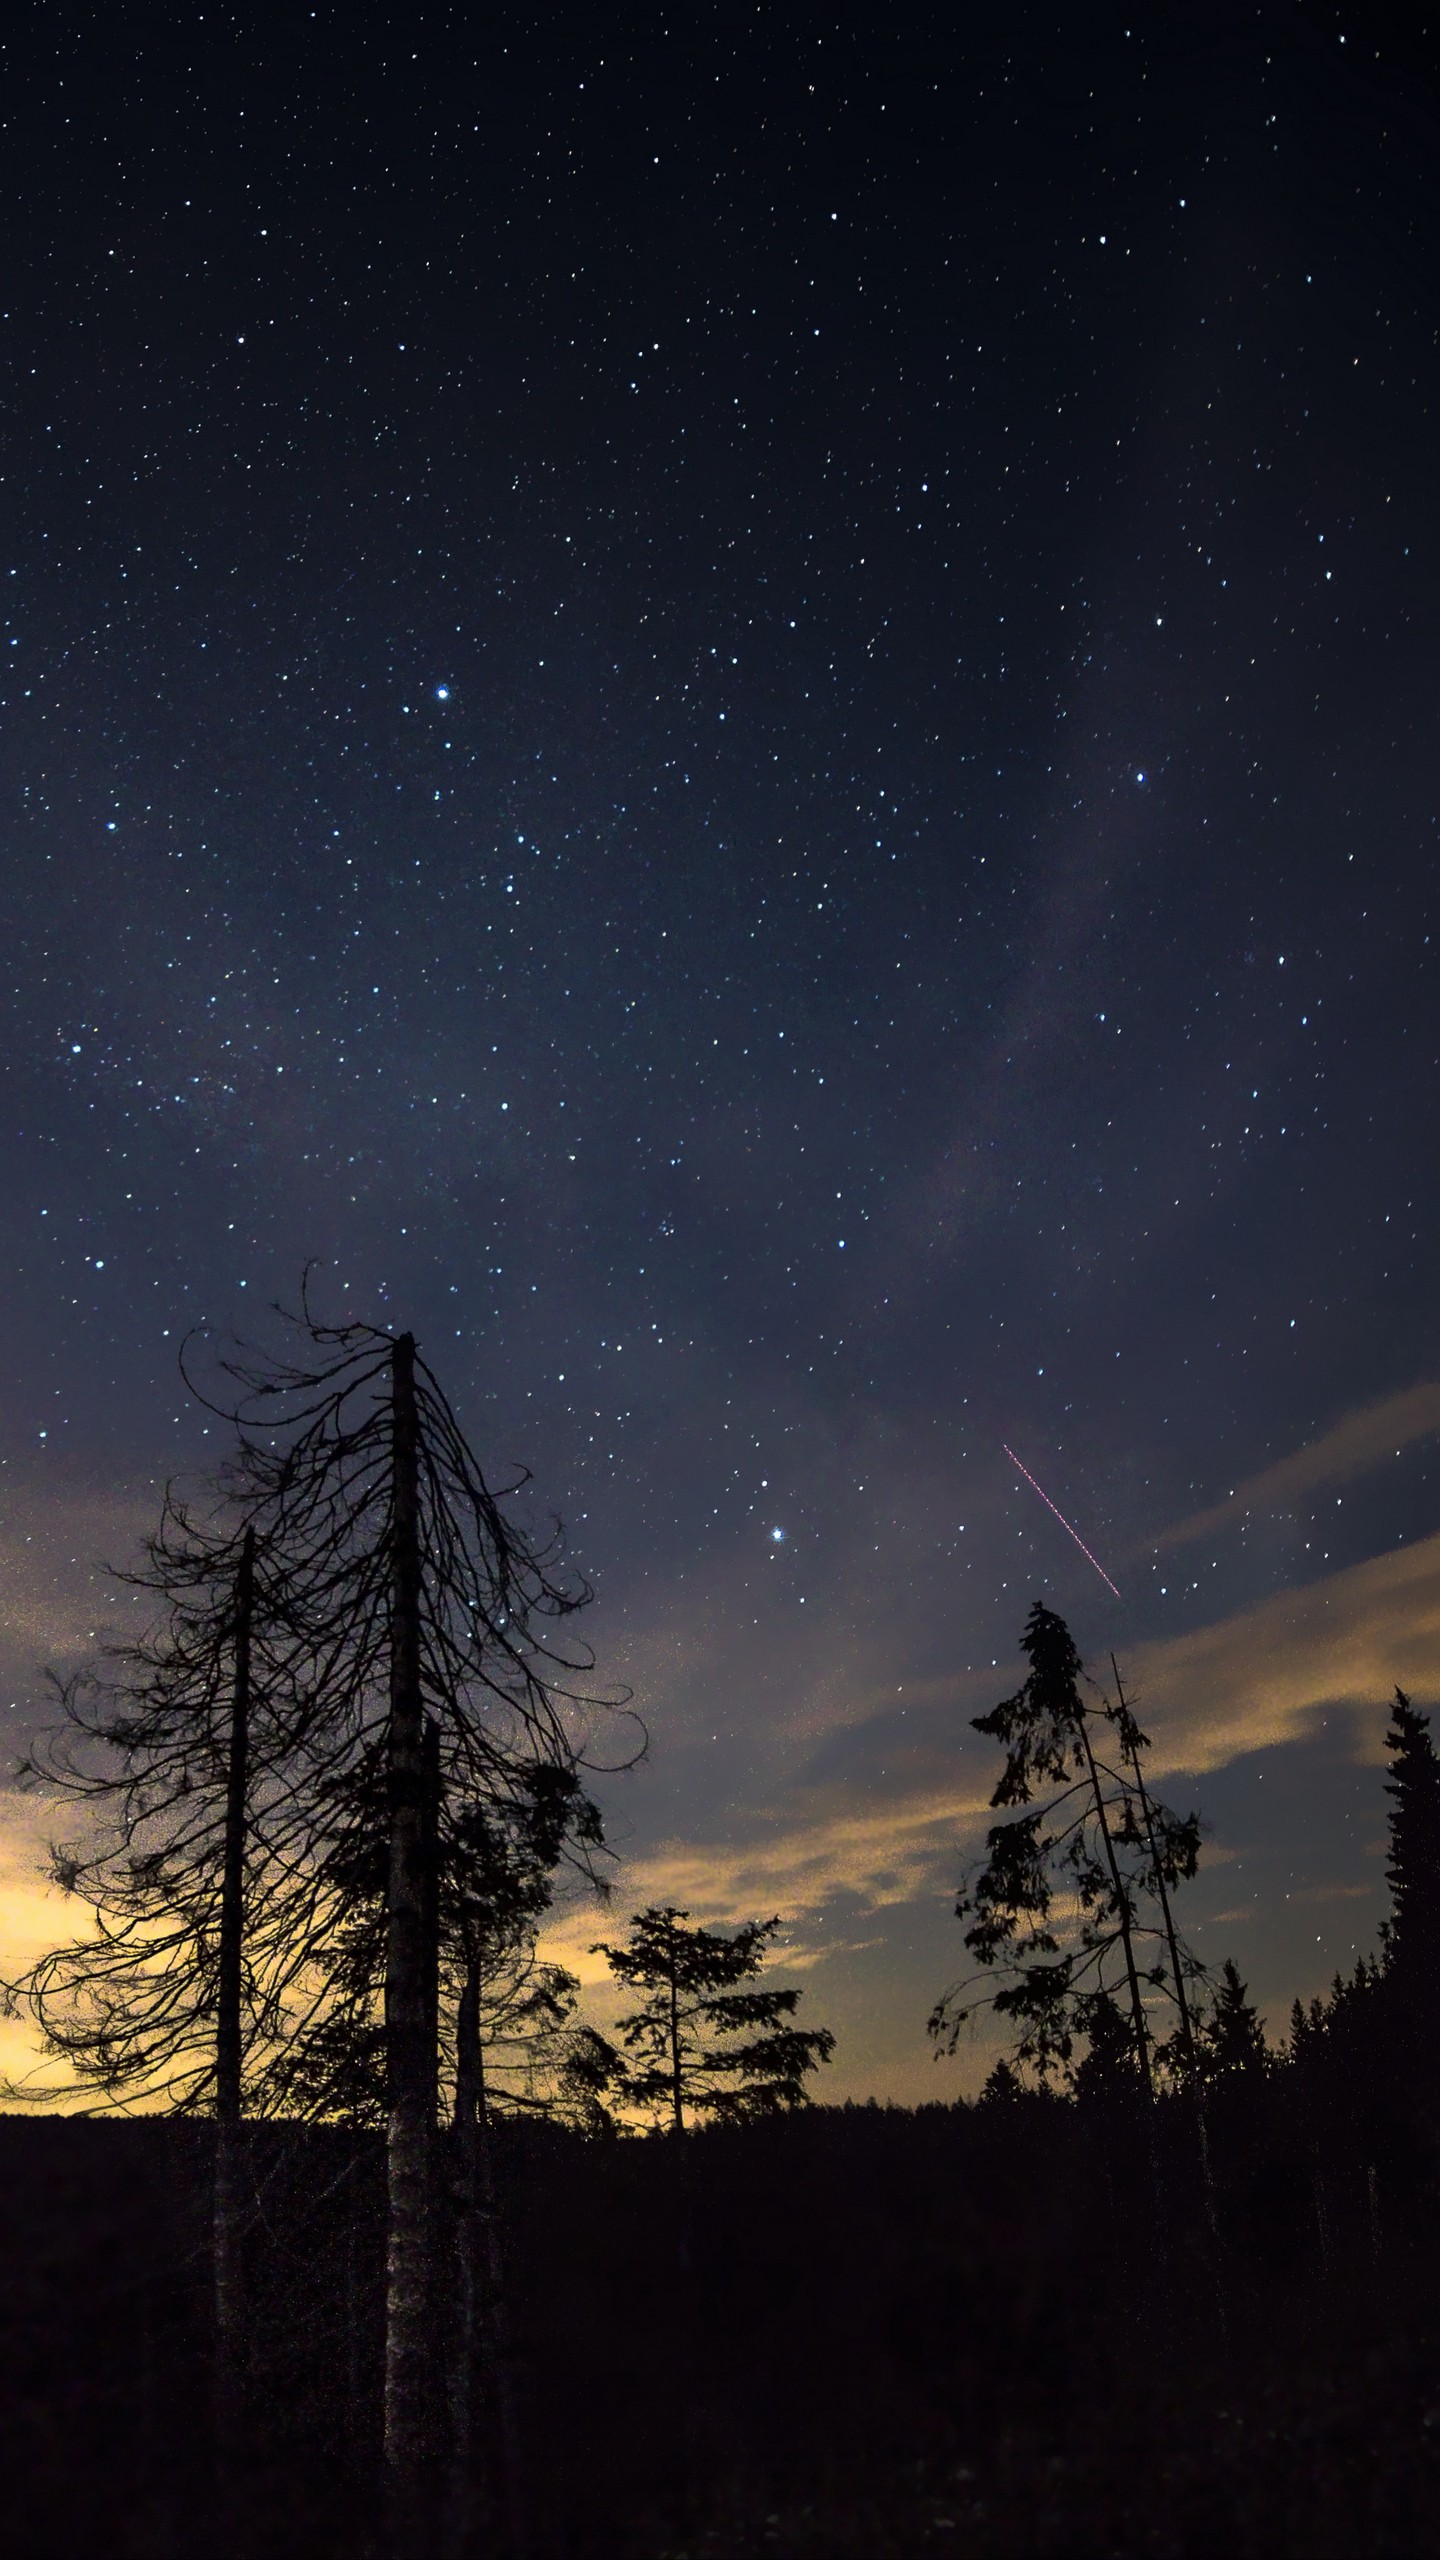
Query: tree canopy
[
  {"left": 594, "top": 1906, "right": 835, "bottom": 2131},
  {"left": 930, "top": 1602, "right": 1205, "bottom": 2091}
]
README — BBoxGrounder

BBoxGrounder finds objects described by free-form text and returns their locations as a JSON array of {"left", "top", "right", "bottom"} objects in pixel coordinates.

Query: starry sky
[{"left": 3, "top": 4, "right": 1439, "bottom": 2102}]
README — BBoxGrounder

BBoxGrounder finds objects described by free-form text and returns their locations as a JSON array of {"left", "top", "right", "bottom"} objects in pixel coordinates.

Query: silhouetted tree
[
  {"left": 1286, "top": 1958, "right": 1382, "bottom": 2068},
  {"left": 1106, "top": 1652, "right": 1212, "bottom": 2092},
  {"left": 1382, "top": 1689, "right": 1440, "bottom": 2030},
  {"left": 1287, "top": 1992, "right": 1316, "bottom": 2059},
  {"left": 594, "top": 1907, "right": 835, "bottom": 2131},
  {"left": 2, "top": 1492, "right": 328, "bottom": 2450},
  {"left": 1201, "top": 1959, "right": 1269, "bottom": 2080},
  {"left": 254, "top": 1757, "right": 604, "bottom": 2129},
  {"left": 251, "top": 1744, "right": 609, "bottom": 2555},
  {"left": 195, "top": 1302, "right": 632, "bottom": 2528},
  {"left": 1071, "top": 1986, "right": 1147, "bottom": 2104},
  {"left": 213, "top": 1521, "right": 255, "bottom": 2457},
  {"left": 443, "top": 1773, "right": 603, "bottom": 2560},
  {"left": 11, "top": 1295, "right": 634, "bottom": 2542},
  {"left": 976, "top": 2055, "right": 1027, "bottom": 2108},
  {"left": 930, "top": 1603, "right": 1203, "bottom": 2090}
]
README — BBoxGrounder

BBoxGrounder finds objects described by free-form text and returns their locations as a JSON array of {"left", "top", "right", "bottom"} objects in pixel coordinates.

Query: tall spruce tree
[
  {"left": 1201, "top": 1959, "right": 1269, "bottom": 2080},
  {"left": 1382, "top": 1688, "right": 1440, "bottom": 2021},
  {"left": 1285, "top": 1698, "right": 1440, "bottom": 2089}
]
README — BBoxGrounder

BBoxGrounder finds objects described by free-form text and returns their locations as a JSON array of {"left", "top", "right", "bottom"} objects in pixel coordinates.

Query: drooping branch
[{"left": 930, "top": 1605, "right": 1207, "bottom": 2093}]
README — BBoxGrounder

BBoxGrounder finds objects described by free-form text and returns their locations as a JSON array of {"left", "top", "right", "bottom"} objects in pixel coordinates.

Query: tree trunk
[
  {"left": 1111, "top": 1657, "right": 1198, "bottom": 2078},
  {"left": 346, "top": 2221, "right": 364, "bottom": 2442},
  {"left": 449, "top": 1968, "right": 526, "bottom": 2559},
  {"left": 669, "top": 1955, "right": 684, "bottom": 2134},
  {"left": 446, "top": 1963, "right": 480, "bottom": 2558},
  {"left": 214, "top": 1524, "right": 254, "bottom": 2464},
  {"left": 1076, "top": 1713, "right": 1154, "bottom": 2098},
  {"left": 1111, "top": 1654, "right": 1226, "bottom": 2323},
  {"left": 478, "top": 2027, "right": 526, "bottom": 2556},
  {"left": 422, "top": 1716, "right": 441, "bottom": 2070},
  {"left": 386, "top": 1333, "right": 438, "bottom": 2530}
]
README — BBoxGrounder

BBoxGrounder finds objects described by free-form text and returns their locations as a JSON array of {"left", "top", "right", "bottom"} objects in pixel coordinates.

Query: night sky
[{"left": 3, "top": 5, "right": 1439, "bottom": 2101}]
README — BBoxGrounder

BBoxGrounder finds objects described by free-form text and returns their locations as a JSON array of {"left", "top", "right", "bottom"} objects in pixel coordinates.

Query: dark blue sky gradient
[{"left": 2, "top": 4, "right": 1438, "bottom": 2093}]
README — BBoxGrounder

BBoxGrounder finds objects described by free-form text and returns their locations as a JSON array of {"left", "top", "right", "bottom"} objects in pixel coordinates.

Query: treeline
[
  {"left": 4, "top": 2040, "right": 1440, "bottom": 2560},
  {"left": 933, "top": 1599, "right": 1440, "bottom": 2130},
  {"left": 4, "top": 1302, "right": 1438, "bottom": 2558}
]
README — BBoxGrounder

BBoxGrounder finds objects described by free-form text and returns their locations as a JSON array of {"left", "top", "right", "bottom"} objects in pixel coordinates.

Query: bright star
[
  {"left": 436, "top": 684, "right": 450, "bottom": 700},
  {"left": 770, "top": 1526, "right": 785, "bottom": 1543}
]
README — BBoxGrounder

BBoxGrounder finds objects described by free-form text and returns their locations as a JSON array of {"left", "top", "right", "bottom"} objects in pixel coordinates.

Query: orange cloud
[
  {"left": 4, "top": 1452, "right": 1435, "bottom": 2106},
  {"left": 1121, "top": 1527, "right": 1440, "bottom": 1775},
  {"left": 540, "top": 1772, "right": 997, "bottom": 1984},
  {"left": 1154, "top": 1380, "right": 1440, "bottom": 1555},
  {"left": 548, "top": 1528, "right": 1440, "bottom": 1988},
  {"left": 0, "top": 1793, "right": 85, "bottom": 2098}
]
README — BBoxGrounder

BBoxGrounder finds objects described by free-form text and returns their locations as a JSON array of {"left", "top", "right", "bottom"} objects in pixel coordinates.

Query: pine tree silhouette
[
  {"left": 1202, "top": 1959, "right": 1268, "bottom": 2080},
  {"left": 1382, "top": 1688, "right": 1440, "bottom": 2020},
  {"left": 1071, "top": 1988, "right": 1146, "bottom": 2104},
  {"left": 976, "top": 2056, "right": 1026, "bottom": 2108},
  {"left": 594, "top": 1907, "right": 835, "bottom": 2130},
  {"left": 930, "top": 1602, "right": 1203, "bottom": 2090}
]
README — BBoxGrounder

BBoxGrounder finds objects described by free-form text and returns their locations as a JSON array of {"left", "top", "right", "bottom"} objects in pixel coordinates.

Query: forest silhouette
[{"left": 2, "top": 1306, "right": 1438, "bottom": 2560}]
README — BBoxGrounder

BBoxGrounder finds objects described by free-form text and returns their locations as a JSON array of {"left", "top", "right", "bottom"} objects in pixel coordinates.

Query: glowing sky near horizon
[{"left": 2, "top": 6, "right": 1439, "bottom": 2099}]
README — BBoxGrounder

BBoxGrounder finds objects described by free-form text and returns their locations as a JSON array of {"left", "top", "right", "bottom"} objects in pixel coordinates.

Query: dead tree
[
  {"left": 196, "top": 1296, "right": 633, "bottom": 2536},
  {"left": 213, "top": 1523, "right": 256, "bottom": 2458},
  {"left": 9, "top": 1292, "right": 633, "bottom": 2544},
  {"left": 2, "top": 1492, "right": 332, "bottom": 2481},
  {"left": 385, "top": 1333, "right": 434, "bottom": 2488}
]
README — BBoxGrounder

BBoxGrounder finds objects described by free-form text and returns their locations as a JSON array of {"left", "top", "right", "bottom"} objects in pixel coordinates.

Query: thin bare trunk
[
  {"left": 474, "top": 2033, "right": 527, "bottom": 2558},
  {"left": 423, "top": 1716, "right": 441, "bottom": 2068},
  {"left": 1111, "top": 1653, "right": 1226, "bottom": 2323},
  {"left": 446, "top": 1964, "right": 480, "bottom": 2557},
  {"left": 1076, "top": 1712, "right": 1154, "bottom": 2098},
  {"left": 214, "top": 1524, "right": 254, "bottom": 2461},
  {"left": 346, "top": 2222, "right": 364, "bottom": 2441},
  {"left": 385, "top": 1332, "right": 438, "bottom": 2524},
  {"left": 450, "top": 1968, "right": 526, "bottom": 2558},
  {"left": 1111, "top": 1656, "right": 1198, "bottom": 2076},
  {"left": 669, "top": 1956, "right": 684, "bottom": 2134}
]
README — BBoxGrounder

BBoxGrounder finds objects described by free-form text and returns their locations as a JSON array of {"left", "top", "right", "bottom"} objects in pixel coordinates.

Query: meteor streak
[{"left": 1003, "top": 1444, "right": 1122, "bottom": 1599}]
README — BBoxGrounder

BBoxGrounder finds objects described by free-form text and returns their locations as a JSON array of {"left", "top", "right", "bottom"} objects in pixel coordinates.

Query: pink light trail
[{"left": 1002, "top": 1444, "right": 1122, "bottom": 1599}]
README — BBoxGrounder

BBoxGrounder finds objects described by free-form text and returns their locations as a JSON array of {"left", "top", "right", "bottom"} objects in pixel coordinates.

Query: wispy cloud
[
  {"left": 551, "top": 1528, "right": 1440, "bottom": 1984},
  {"left": 1153, "top": 1381, "right": 1440, "bottom": 1555},
  {"left": 0, "top": 1476, "right": 157, "bottom": 1703},
  {"left": 4, "top": 1462, "right": 1434, "bottom": 2103},
  {"left": 1122, "top": 1527, "right": 1440, "bottom": 1774},
  {"left": 540, "top": 1777, "right": 994, "bottom": 1988}
]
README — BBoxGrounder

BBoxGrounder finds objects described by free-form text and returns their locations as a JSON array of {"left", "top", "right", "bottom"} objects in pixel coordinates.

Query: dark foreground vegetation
[{"left": 6, "top": 2027, "right": 1440, "bottom": 2560}]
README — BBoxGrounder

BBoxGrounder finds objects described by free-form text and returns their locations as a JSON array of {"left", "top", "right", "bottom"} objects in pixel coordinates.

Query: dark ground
[{"left": 2, "top": 2092, "right": 1438, "bottom": 2559}]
